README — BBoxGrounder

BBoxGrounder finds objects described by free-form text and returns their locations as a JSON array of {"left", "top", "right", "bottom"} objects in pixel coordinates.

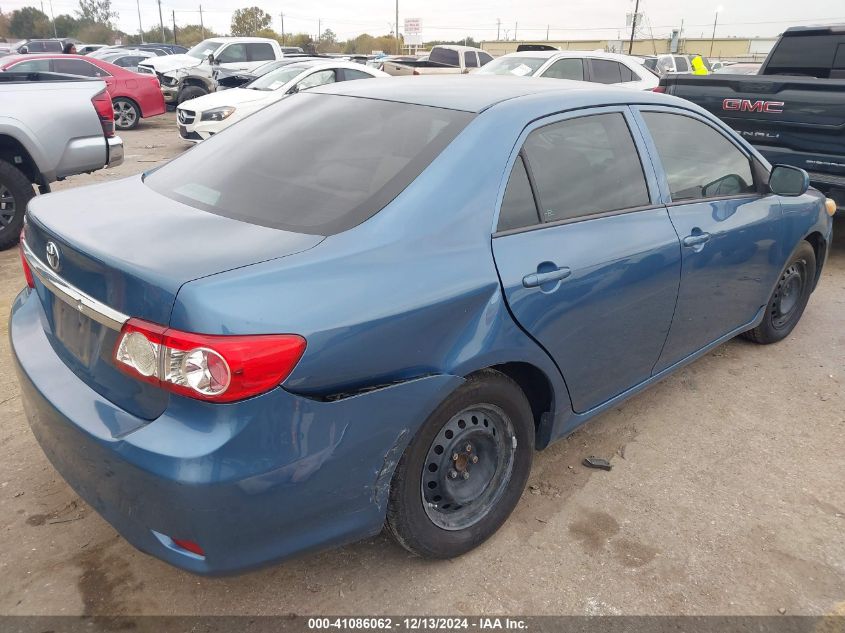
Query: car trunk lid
[{"left": 24, "top": 176, "right": 324, "bottom": 421}]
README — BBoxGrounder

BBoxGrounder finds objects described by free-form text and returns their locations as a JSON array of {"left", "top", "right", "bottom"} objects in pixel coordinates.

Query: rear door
[
  {"left": 634, "top": 107, "right": 784, "bottom": 372},
  {"left": 492, "top": 107, "right": 681, "bottom": 413}
]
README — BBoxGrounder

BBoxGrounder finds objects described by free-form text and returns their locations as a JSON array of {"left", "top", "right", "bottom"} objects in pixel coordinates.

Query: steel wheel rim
[
  {"left": 421, "top": 404, "right": 516, "bottom": 531},
  {"left": 771, "top": 261, "right": 806, "bottom": 329},
  {"left": 114, "top": 101, "right": 137, "bottom": 128},
  {"left": 0, "top": 184, "right": 16, "bottom": 228}
]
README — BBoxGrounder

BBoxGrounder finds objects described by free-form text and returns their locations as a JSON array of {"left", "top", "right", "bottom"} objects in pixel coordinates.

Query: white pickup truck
[
  {"left": 138, "top": 37, "right": 286, "bottom": 105},
  {"left": 381, "top": 45, "right": 493, "bottom": 76}
]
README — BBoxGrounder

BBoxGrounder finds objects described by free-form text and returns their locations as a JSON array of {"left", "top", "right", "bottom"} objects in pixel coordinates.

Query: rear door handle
[
  {"left": 682, "top": 232, "right": 711, "bottom": 247},
  {"left": 522, "top": 267, "right": 572, "bottom": 288}
]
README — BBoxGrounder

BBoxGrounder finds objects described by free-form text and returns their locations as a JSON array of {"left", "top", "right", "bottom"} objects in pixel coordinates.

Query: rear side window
[
  {"left": 53, "top": 59, "right": 107, "bottom": 77},
  {"left": 590, "top": 59, "right": 622, "bottom": 84},
  {"left": 341, "top": 68, "right": 375, "bottom": 81},
  {"left": 834, "top": 44, "right": 845, "bottom": 79},
  {"left": 146, "top": 94, "right": 473, "bottom": 235},
  {"left": 247, "top": 43, "right": 275, "bottom": 62},
  {"left": 766, "top": 34, "right": 844, "bottom": 78},
  {"left": 619, "top": 64, "right": 636, "bottom": 81},
  {"left": 464, "top": 51, "right": 478, "bottom": 68},
  {"left": 497, "top": 156, "right": 540, "bottom": 232},
  {"left": 478, "top": 52, "right": 493, "bottom": 65},
  {"left": 674, "top": 56, "right": 690, "bottom": 72},
  {"left": 642, "top": 112, "right": 755, "bottom": 201},
  {"left": 521, "top": 113, "right": 650, "bottom": 223},
  {"left": 430, "top": 48, "right": 459, "bottom": 66},
  {"left": 541, "top": 58, "right": 584, "bottom": 80}
]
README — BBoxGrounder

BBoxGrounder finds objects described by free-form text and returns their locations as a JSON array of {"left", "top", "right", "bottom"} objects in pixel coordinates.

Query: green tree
[
  {"left": 173, "top": 24, "right": 217, "bottom": 47},
  {"left": 0, "top": 11, "right": 11, "bottom": 40},
  {"left": 76, "top": 21, "right": 114, "bottom": 43},
  {"left": 287, "top": 32, "right": 314, "bottom": 52},
  {"left": 230, "top": 6, "right": 271, "bottom": 36},
  {"left": 53, "top": 14, "right": 80, "bottom": 38},
  {"left": 9, "top": 6, "right": 51, "bottom": 38},
  {"left": 76, "top": 0, "right": 117, "bottom": 26}
]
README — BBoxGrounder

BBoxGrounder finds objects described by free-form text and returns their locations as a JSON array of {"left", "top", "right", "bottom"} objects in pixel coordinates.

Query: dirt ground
[{"left": 0, "top": 112, "right": 842, "bottom": 616}]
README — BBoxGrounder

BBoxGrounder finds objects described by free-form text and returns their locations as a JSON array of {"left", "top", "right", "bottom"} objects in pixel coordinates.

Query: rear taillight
[
  {"left": 19, "top": 229, "right": 34, "bottom": 289},
  {"left": 413, "top": 69, "right": 420, "bottom": 76},
  {"left": 91, "top": 89, "right": 115, "bottom": 138},
  {"left": 652, "top": 85, "right": 666, "bottom": 93},
  {"left": 114, "top": 318, "right": 306, "bottom": 402}
]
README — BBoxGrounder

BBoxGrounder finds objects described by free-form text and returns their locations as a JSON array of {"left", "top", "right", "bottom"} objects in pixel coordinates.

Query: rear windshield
[
  {"left": 146, "top": 93, "right": 473, "bottom": 235},
  {"left": 765, "top": 33, "right": 845, "bottom": 78}
]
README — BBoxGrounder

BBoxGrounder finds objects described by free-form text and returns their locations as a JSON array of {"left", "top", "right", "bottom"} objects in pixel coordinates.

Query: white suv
[{"left": 475, "top": 50, "right": 660, "bottom": 90}]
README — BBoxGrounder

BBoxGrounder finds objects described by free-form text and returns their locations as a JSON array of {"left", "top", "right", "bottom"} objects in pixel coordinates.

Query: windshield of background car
[
  {"left": 247, "top": 65, "right": 307, "bottom": 90},
  {"left": 187, "top": 39, "right": 224, "bottom": 59},
  {"left": 145, "top": 93, "right": 474, "bottom": 235},
  {"left": 475, "top": 56, "right": 546, "bottom": 76}
]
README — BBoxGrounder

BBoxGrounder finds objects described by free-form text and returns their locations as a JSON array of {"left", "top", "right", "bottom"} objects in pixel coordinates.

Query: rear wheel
[
  {"left": 743, "top": 241, "right": 816, "bottom": 344},
  {"left": 386, "top": 370, "right": 534, "bottom": 558},
  {"left": 113, "top": 98, "right": 140, "bottom": 131},
  {"left": 0, "top": 161, "right": 34, "bottom": 250}
]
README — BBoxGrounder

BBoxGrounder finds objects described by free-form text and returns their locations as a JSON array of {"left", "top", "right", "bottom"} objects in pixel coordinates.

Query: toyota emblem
[{"left": 45, "top": 241, "right": 61, "bottom": 271}]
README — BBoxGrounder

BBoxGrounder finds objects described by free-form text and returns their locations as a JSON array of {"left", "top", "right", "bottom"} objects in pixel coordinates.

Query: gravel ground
[{"left": 0, "top": 112, "right": 842, "bottom": 616}]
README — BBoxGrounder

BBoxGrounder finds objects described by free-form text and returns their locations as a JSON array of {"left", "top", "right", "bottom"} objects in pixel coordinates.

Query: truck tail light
[
  {"left": 91, "top": 89, "right": 115, "bottom": 138},
  {"left": 114, "top": 318, "right": 306, "bottom": 403},
  {"left": 651, "top": 86, "right": 666, "bottom": 93}
]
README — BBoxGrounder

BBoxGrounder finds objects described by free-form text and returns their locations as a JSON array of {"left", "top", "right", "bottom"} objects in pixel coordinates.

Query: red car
[{"left": 0, "top": 54, "right": 165, "bottom": 131}]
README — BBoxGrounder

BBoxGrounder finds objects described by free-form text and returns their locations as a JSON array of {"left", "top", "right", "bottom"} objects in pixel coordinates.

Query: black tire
[
  {"left": 743, "top": 241, "right": 816, "bottom": 344},
  {"left": 178, "top": 85, "right": 207, "bottom": 104},
  {"left": 0, "top": 160, "right": 34, "bottom": 251},
  {"left": 386, "top": 369, "right": 534, "bottom": 558},
  {"left": 112, "top": 97, "right": 140, "bottom": 131}
]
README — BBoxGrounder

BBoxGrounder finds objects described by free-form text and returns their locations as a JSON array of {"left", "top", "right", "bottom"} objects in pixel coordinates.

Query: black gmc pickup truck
[{"left": 659, "top": 25, "right": 845, "bottom": 210}]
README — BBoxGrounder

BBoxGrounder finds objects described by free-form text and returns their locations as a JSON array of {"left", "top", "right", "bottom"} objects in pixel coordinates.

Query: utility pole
[
  {"left": 48, "top": 0, "right": 57, "bottom": 37},
  {"left": 628, "top": 0, "right": 640, "bottom": 54},
  {"left": 199, "top": 5, "right": 204, "bottom": 39},
  {"left": 709, "top": 7, "right": 721, "bottom": 57},
  {"left": 496, "top": 18, "right": 500, "bottom": 40},
  {"left": 514, "top": 21, "right": 517, "bottom": 41},
  {"left": 280, "top": 12, "right": 285, "bottom": 44},
  {"left": 172, "top": 10, "right": 176, "bottom": 45},
  {"left": 157, "top": 0, "right": 165, "bottom": 43},
  {"left": 317, "top": 18, "right": 321, "bottom": 44},
  {"left": 546, "top": 24, "right": 549, "bottom": 40},
  {"left": 136, "top": 0, "right": 144, "bottom": 43},
  {"left": 395, "top": 0, "right": 400, "bottom": 54}
]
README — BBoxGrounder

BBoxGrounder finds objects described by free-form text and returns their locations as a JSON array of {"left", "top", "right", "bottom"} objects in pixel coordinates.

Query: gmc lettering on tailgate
[{"left": 723, "top": 98, "right": 785, "bottom": 113}]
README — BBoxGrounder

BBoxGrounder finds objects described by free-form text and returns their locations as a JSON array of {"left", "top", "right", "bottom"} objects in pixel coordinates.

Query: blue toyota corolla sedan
[{"left": 11, "top": 76, "right": 835, "bottom": 574}]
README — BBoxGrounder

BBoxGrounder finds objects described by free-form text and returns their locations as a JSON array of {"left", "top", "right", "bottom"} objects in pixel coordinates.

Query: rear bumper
[
  {"left": 10, "top": 289, "right": 461, "bottom": 574},
  {"left": 106, "top": 135, "right": 124, "bottom": 168}
]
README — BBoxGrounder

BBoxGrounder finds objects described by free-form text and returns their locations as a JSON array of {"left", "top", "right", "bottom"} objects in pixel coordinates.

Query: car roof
[
  {"left": 311, "top": 75, "right": 665, "bottom": 113},
  {"left": 498, "top": 50, "right": 643, "bottom": 63}
]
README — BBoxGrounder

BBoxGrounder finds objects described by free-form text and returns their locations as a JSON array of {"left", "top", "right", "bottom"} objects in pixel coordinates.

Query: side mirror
[
  {"left": 20, "top": 46, "right": 29, "bottom": 54},
  {"left": 286, "top": 84, "right": 299, "bottom": 95},
  {"left": 769, "top": 165, "right": 809, "bottom": 197},
  {"left": 207, "top": 53, "right": 215, "bottom": 64}
]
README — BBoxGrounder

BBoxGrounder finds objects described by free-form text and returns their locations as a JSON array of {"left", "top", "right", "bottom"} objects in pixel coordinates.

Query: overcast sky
[{"left": 4, "top": 0, "right": 843, "bottom": 42}]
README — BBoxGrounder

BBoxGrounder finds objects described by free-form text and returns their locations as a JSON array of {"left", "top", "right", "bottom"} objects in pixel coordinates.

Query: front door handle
[
  {"left": 682, "top": 232, "right": 711, "bottom": 247},
  {"left": 522, "top": 266, "right": 572, "bottom": 288}
]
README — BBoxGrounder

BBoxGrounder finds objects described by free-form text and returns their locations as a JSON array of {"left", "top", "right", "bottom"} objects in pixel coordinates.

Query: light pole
[
  {"left": 709, "top": 6, "right": 723, "bottom": 57},
  {"left": 395, "top": 0, "right": 400, "bottom": 54}
]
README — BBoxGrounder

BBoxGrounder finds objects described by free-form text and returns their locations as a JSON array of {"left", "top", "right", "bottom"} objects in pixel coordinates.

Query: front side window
[
  {"left": 590, "top": 59, "right": 622, "bottom": 84},
  {"left": 296, "top": 69, "right": 336, "bottom": 91},
  {"left": 464, "top": 51, "right": 478, "bottom": 68},
  {"left": 497, "top": 156, "right": 540, "bottom": 232},
  {"left": 8, "top": 59, "right": 51, "bottom": 72},
  {"left": 541, "top": 58, "right": 584, "bottom": 80},
  {"left": 247, "top": 43, "right": 275, "bottom": 61},
  {"left": 216, "top": 44, "right": 247, "bottom": 63},
  {"left": 522, "top": 113, "right": 650, "bottom": 223},
  {"left": 145, "top": 94, "right": 473, "bottom": 235},
  {"left": 642, "top": 112, "right": 756, "bottom": 201}
]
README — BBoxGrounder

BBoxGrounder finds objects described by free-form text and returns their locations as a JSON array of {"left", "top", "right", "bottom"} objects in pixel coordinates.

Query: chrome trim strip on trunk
[{"left": 21, "top": 239, "right": 130, "bottom": 332}]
